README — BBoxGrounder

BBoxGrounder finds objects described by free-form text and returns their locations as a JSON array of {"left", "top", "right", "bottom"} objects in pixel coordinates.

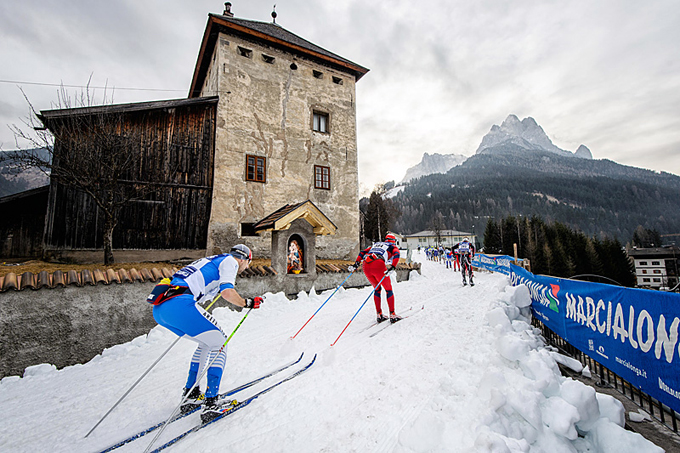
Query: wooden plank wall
[
  {"left": 44, "top": 102, "right": 216, "bottom": 251},
  {"left": 0, "top": 188, "right": 49, "bottom": 258}
]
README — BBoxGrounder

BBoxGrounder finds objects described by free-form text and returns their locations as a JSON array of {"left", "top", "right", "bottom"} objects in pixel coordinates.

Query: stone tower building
[{"left": 189, "top": 4, "right": 369, "bottom": 260}]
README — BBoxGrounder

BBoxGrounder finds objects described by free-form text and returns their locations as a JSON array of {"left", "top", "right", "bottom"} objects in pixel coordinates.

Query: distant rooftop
[
  {"left": 628, "top": 246, "right": 680, "bottom": 258},
  {"left": 403, "top": 230, "right": 473, "bottom": 238}
]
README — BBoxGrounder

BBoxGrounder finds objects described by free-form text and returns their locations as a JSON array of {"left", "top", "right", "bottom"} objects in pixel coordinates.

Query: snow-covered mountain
[
  {"left": 475, "top": 114, "right": 592, "bottom": 159},
  {"left": 401, "top": 152, "right": 468, "bottom": 183}
]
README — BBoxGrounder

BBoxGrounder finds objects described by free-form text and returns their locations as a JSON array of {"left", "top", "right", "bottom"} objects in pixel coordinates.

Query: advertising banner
[
  {"left": 510, "top": 265, "right": 680, "bottom": 414},
  {"left": 472, "top": 254, "right": 518, "bottom": 275}
]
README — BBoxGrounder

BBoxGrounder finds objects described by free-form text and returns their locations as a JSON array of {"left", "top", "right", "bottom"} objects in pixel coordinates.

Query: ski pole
[
  {"left": 331, "top": 273, "right": 389, "bottom": 347},
  {"left": 84, "top": 336, "right": 181, "bottom": 438},
  {"left": 143, "top": 308, "right": 253, "bottom": 453},
  {"left": 291, "top": 268, "right": 356, "bottom": 339}
]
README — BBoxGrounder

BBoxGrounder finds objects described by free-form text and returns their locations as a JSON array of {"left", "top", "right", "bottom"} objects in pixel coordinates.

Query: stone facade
[{"left": 193, "top": 14, "right": 367, "bottom": 261}]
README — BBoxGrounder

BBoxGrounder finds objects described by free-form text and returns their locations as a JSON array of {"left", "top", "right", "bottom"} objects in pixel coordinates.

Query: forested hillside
[{"left": 391, "top": 147, "right": 680, "bottom": 242}]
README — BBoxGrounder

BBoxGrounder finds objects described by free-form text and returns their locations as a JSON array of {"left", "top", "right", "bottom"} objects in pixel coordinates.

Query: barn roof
[{"left": 39, "top": 96, "right": 219, "bottom": 122}]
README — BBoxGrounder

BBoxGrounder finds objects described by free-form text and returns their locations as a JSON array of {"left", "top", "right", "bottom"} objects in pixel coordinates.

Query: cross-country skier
[
  {"left": 349, "top": 233, "right": 402, "bottom": 323},
  {"left": 445, "top": 248, "right": 454, "bottom": 269},
  {"left": 147, "top": 244, "right": 263, "bottom": 423},
  {"left": 452, "top": 237, "right": 476, "bottom": 286},
  {"left": 453, "top": 248, "right": 461, "bottom": 271}
]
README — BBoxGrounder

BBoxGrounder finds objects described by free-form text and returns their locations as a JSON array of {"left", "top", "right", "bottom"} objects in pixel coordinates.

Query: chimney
[{"left": 223, "top": 2, "right": 234, "bottom": 17}]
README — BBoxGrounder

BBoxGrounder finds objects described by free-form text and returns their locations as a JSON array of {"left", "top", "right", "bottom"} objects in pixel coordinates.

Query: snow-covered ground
[{"left": 0, "top": 253, "right": 664, "bottom": 452}]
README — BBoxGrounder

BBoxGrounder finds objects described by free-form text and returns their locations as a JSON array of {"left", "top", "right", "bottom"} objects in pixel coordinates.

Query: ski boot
[
  {"left": 180, "top": 386, "right": 204, "bottom": 414},
  {"left": 470, "top": 276, "right": 475, "bottom": 286},
  {"left": 200, "top": 396, "right": 221, "bottom": 424},
  {"left": 201, "top": 397, "right": 238, "bottom": 424},
  {"left": 376, "top": 313, "right": 389, "bottom": 324},
  {"left": 390, "top": 313, "right": 403, "bottom": 324},
  {"left": 462, "top": 278, "right": 467, "bottom": 286}
]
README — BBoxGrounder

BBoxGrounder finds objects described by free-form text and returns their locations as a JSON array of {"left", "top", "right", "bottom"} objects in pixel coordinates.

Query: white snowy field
[{"left": 0, "top": 253, "right": 665, "bottom": 453}]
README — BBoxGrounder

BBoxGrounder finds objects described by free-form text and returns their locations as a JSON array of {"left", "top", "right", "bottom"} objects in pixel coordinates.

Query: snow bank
[{"left": 478, "top": 283, "right": 663, "bottom": 452}]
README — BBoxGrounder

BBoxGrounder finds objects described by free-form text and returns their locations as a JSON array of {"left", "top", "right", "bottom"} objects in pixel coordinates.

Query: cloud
[{"left": 1, "top": 0, "right": 678, "bottom": 191}]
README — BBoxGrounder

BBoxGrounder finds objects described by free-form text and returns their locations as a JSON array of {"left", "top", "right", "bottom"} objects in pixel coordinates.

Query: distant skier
[
  {"left": 350, "top": 233, "right": 402, "bottom": 323},
  {"left": 445, "top": 248, "right": 454, "bottom": 269},
  {"left": 147, "top": 244, "right": 264, "bottom": 423},
  {"left": 453, "top": 248, "right": 461, "bottom": 271},
  {"left": 453, "top": 237, "right": 476, "bottom": 285}
]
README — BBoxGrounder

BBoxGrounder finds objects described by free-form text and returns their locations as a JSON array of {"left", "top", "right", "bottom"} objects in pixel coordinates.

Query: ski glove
[
  {"left": 245, "top": 296, "right": 264, "bottom": 309},
  {"left": 348, "top": 261, "right": 360, "bottom": 272},
  {"left": 385, "top": 265, "right": 396, "bottom": 277}
]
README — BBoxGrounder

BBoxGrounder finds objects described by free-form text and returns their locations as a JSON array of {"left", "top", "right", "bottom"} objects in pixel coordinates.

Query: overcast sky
[{"left": 1, "top": 0, "right": 679, "bottom": 194}]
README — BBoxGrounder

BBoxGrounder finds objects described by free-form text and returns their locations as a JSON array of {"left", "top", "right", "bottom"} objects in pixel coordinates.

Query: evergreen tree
[
  {"left": 362, "top": 185, "right": 400, "bottom": 243},
  {"left": 483, "top": 218, "right": 502, "bottom": 254},
  {"left": 631, "top": 225, "right": 662, "bottom": 248}
]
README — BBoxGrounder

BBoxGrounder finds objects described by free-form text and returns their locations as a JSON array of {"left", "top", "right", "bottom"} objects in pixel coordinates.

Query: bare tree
[
  {"left": 431, "top": 211, "right": 446, "bottom": 246},
  {"left": 9, "top": 83, "right": 155, "bottom": 264}
]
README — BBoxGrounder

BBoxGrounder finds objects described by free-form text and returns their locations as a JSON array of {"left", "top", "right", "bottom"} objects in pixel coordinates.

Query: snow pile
[
  {"left": 477, "top": 284, "right": 663, "bottom": 452},
  {"left": 0, "top": 255, "right": 665, "bottom": 452}
]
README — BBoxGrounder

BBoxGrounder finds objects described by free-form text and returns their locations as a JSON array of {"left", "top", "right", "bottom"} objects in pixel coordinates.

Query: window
[
  {"left": 652, "top": 261, "right": 660, "bottom": 266},
  {"left": 332, "top": 76, "right": 343, "bottom": 85},
  {"left": 653, "top": 278, "right": 661, "bottom": 282},
  {"left": 313, "top": 111, "right": 329, "bottom": 133},
  {"left": 314, "top": 165, "right": 330, "bottom": 190},
  {"left": 262, "top": 54, "right": 275, "bottom": 64},
  {"left": 643, "top": 278, "right": 650, "bottom": 282},
  {"left": 240, "top": 223, "right": 258, "bottom": 237},
  {"left": 313, "top": 70, "right": 323, "bottom": 79},
  {"left": 642, "top": 270, "right": 647, "bottom": 274},
  {"left": 653, "top": 270, "right": 662, "bottom": 274},
  {"left": 246, "top": 155, "right": 266, "bottom": 183},
  {"left": 238, "top": 46, "right": 252, "bottom": 58},
  {"left": 639, "top": 261, "right": 648, "bottom": 265}
]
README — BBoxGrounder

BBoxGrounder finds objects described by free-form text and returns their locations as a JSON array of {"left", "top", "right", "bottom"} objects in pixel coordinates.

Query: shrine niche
[
  {"left": 254, "top": 200, "right": 336, "bottom": 276},
  {"left": 287, "top": 234, "right": 304, "bottom": 274}
]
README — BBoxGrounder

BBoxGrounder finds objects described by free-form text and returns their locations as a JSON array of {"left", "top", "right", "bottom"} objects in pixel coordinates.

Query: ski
[
  {"left": 359, "top": 306, "right": 414, "bottom": 334},
  {"left": 149, "top": 354, "right": 317, "bottom": 452},
  {"left": 96, "top": 352, "right": 305, "bottom": 453},
  {"left": 369, "top": 306, "right": 423, "bottom": 338}
]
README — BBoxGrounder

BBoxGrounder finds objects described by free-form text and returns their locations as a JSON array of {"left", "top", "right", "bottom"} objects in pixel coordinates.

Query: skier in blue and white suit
[{"left": 150, "top": 244, "right": 263, "bottom": 418}]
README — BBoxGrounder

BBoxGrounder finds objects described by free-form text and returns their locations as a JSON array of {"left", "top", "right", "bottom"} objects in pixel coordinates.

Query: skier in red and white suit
[{"left": 351, "top": 233, "right": 402, "bottom": 323}]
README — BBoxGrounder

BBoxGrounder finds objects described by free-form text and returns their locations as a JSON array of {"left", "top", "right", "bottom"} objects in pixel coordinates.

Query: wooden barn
[
  {"left": 38, "top": 96, "right": 218, "bottom": 262},
  {"left": 0, "top": 186, "right": 49, "bottom": 259}
]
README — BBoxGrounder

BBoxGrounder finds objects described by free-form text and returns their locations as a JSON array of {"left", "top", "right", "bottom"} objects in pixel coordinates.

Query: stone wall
[{"left": 0, "top": 267, "right": 418, "bottom": 379}]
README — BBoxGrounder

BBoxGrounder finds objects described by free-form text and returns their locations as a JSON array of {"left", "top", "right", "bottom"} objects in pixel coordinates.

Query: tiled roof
[
  {"left": 254, "top": 201, "right": 306, "bottom": 231},
  {"left": 189, "top": 13, "right": 369, "bottom": 97},
  {"left": 0, "top": 262, "right": 421, "bottom": 292},
  {"left": 253, "top": 200, "right": 337, "bottom": 235},
  {"left": 213, "top": 15, "right": 365, "bottom": 71}
]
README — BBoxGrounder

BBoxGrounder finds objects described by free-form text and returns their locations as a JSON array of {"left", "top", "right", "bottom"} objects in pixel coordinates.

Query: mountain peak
[
  {"left": 401, "top": 152, "right": 468, "bottom": 183},
  {"left": 575, "top": 145, "right": 593, "bottom": 159},
  {"left": 475, "top": 115, "right": 592, "bottom": 159}
]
